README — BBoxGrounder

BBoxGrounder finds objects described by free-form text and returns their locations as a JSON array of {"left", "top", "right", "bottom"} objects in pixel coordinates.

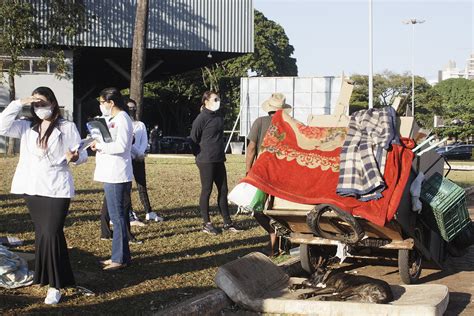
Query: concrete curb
[{"left": 155, "top": 255, "right": 301, "bottom": 316}]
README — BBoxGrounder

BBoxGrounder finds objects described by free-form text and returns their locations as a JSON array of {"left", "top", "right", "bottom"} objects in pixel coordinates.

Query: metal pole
[
  {"left": 368, "top": 0, "right": 373, "bottom": 109},
  {"left": 402, "top": 19, "right": 425, "bottom": 117},
  {"left": 411, "top": 23, "right": 415, "bottom": 117}
]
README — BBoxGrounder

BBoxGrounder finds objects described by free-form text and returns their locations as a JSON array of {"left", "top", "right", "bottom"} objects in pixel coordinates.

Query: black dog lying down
[{"left": 289, "top": 270, "right": 393, "bottom": 304}]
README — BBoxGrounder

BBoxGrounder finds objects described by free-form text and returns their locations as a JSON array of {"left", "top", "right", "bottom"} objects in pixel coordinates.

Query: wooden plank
[{"left": 289, "top": 234, "right": 414, "bottom": 250}]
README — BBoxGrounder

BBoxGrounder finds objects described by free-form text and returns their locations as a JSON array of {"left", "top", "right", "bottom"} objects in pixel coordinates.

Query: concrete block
[{"left": 216, "top": 252, "right": 449, "bottom": 316}]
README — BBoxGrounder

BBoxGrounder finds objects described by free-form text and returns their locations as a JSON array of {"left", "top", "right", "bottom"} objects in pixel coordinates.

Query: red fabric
[{"left": 243, "top": 111, "right": 415, "bottom": 227}]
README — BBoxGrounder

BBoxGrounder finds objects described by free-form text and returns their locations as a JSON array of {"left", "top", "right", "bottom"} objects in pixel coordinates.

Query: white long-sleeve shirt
[
  {"left": 94, "top": 111, "right": 133, "bottom": 183},
  {"left": 131, "top": 120, "right": 148, "bottom": 159},
  {"left": 0, "top": 100, "right": 87, "bottom": 198}
]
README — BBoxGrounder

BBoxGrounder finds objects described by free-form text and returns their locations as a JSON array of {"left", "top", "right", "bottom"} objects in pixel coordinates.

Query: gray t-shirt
[{"left": 248, "top": 115, "right": 272, "bottom": 155}]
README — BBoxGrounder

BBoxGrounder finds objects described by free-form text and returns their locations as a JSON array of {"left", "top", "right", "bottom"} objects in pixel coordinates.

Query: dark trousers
[
  {"left": 196, "top": 162, "right": 231, "bottom": 225},
  {"left": 100, "top": 189, "right": 134, "bottom": 240},
  {"left": 132, "top": 159, "right": 152, "bottom": 214},
  {"left": 25, "top": 195, "right": 75, "bottom": 289}
]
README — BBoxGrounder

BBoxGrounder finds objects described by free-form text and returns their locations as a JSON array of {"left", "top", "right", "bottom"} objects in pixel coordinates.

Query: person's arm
[
  {"left": 246, "top": 140, "right": 257, "bottom": 174},
  {"left": 190, "top": 115, "right": 203, "bottom": 144},
  {"left": 68, "top": 123, "right": 88, "bottom": 165},
  {"left": 133, "top": 122, "right": 148, "bottom": 157},
  {"left": 0, "top": 100, "right": 30, "bottom": 138},
  {"left": 94, "top": 113, "right": 131, "bottom": 154}
]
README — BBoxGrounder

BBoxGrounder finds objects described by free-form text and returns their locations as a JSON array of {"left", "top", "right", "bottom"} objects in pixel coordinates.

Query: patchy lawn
[
  {"left": 0, "top": 155, "right": 269, "bottom": 314},
  {"left": 1, "top": 154, "right": 473, "bottom": 314}
]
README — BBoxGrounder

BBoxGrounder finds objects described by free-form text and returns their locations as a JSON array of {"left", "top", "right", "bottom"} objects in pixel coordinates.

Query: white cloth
[
  {"left": 131, "top": 120, "right": 148, "bottom": 159},
  {"left": 410, "top": 171, "right": 425, "bottom": 214},
  {"left": 94, "top": 111, "right": 133, "bottom": 183},
  {"left": 0, "top": 100, "right": 87, "bottom": 198}
]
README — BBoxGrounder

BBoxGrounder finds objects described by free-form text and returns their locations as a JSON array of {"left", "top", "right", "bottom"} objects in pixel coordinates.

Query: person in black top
[{"left": 190, "top": 91, "right": 241, "bottom": 235}]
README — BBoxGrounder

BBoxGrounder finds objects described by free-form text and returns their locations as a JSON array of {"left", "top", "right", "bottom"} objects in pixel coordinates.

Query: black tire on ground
[
  {"left": 307, "top": 204, "right": 365, "bottom": 244},
  {"left": 398, "top": 227, "right": 423, "bottom": 284}
]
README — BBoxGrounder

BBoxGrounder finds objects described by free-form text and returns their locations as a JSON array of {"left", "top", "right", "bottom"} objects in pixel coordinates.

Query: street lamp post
[
  {"left": 368, "top": 0, "right": 373, "bottom": 109},
  {"left": 402, "top": 19, "right": 425, "bottom": 117}
]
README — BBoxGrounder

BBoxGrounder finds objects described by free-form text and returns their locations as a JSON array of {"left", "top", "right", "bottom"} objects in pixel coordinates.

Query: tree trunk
[
  {"left": 130, "top": 0, "right": 149, "bottom": 120},
  {"left": 7, "top": 72, "right": 16, "bottom": 155}
]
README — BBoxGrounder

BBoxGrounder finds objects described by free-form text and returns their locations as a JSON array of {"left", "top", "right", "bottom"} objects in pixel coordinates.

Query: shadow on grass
[{"left": 23, "top": 286, "right": 215, "bottom": 314}]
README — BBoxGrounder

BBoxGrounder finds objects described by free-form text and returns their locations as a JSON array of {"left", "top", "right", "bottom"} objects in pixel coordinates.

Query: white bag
[{"left": 228, "top": 182, "right": 267, "bottom": 213}]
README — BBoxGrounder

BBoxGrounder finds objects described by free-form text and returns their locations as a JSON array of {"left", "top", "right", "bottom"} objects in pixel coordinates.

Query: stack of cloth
[{"left": 242, "top": 109, "right": 414, "bottom": 227}]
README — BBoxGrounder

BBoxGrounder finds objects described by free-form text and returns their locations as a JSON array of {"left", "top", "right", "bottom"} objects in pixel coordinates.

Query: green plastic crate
[{"left": 420, "top": 172, "right": 470, "bottom": 241}]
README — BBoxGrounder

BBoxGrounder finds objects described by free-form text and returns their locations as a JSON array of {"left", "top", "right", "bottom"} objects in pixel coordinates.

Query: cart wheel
[
  {"left": 398, "top": 228, "right": 423, "bottom": 284},
  {"left": 299, "top": 244, "right": 336, "bottom": 275},
  {"left": 300, "top": 244, "right": 315, "bottom": 274}
]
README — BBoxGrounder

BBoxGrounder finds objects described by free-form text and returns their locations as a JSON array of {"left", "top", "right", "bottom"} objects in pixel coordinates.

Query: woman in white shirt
[
  {"left": 0, "top": 87, "right": 87, "bottom": 305},
  {"left": 90, "top": 87, "right": 133, "bottom": 271}
]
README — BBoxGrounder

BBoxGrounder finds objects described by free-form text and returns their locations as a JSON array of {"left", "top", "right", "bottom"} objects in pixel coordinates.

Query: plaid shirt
[{"left": 336, "top": 107, "right": 399, "bottom": 201}]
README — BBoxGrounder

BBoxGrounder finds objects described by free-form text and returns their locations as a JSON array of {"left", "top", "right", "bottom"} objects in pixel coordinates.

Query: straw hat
[{"left": 261, "top": 93, "right": 292, "bottom": 113}]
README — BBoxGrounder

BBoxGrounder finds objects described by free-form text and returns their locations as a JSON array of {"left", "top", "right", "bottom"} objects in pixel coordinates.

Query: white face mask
[
  {"left": 208, "top": 101, "right": 220, "bottom": 111},
  {"left": 100, "top": 104, "right": 112, "bottom": 117},
  {"left": 34, "top": 106, "right": 53, "bottom": 120}
]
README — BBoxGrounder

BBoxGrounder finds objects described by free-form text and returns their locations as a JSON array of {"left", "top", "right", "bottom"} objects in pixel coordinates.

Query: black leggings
[
  {"left": 132, "top": 159, "right": 153, "bottom": 214},
  {"left": 196, "top": 162, "right": 231, "bottom": 225},
  {"left": 25, "top": 195, "right": 75, "bottom": 289}
]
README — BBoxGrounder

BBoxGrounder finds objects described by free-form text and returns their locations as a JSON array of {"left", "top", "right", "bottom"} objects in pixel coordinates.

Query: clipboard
[{"left": 86, "top": 118, "right": 112, "bottom": 143}]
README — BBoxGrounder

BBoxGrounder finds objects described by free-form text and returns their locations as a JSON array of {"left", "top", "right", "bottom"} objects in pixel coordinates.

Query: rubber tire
[
  {"left": 300, "top": 243, "right": 315, "bottom": 275},
  {"left": 398, "top": 227, "right": 423, "bottom": 284},
  {"left": 307, "top": 204, "right": 364, "bottom": 244}
]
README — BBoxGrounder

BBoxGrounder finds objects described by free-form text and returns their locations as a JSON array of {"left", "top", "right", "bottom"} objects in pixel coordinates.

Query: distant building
[
  {"left": 438, "top": 53, "right": 474, "bottom": 81},
  {"left": 0, "top": 0, "right": 254, "bottom": 136}
]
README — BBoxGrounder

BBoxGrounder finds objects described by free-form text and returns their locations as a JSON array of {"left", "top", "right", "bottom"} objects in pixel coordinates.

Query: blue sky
[{"left": 254, "top": 0, "right": 473, "bottom": 82}]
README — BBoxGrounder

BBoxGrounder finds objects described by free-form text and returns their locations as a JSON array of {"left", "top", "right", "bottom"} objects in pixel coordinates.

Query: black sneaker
[
  {"left": 223, "top": 223, "right": 242, "bottom": 233},
  {"left": 202, "top": 223, "right": 219, "bottom": 235}
]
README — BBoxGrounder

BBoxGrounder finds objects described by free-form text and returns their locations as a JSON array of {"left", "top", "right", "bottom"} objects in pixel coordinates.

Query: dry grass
[
  {"left": 1, "top": 154, "right": 473, "bottom": 314},
  {"left": 0, "top": 155, "right": 269, "bottom": 314}
]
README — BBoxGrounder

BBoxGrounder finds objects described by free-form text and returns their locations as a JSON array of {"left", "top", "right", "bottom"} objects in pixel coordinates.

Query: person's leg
[
  {"left": 123, "top": 185, "right": 136, "bottom": 240},
  {"left": 100, "top": 196, "right": 112, "bottom": 239},
  {"left": 104, "top": 182, "right": 132, "bottom": 265},
  {"left": 25, "top": 195, "right": 75, "bottom": 289},
  {"left": 196, "top": 162, "right": 215, "bottom": 224},
  {"left": 213, "top": 162, "right": 232, "bottom": 225},
  {"left": 132, "top": 159, "right": 153, "bottom": 214},
  {"left": 253, "top": 212, "right": 278, "bottom": 255}
]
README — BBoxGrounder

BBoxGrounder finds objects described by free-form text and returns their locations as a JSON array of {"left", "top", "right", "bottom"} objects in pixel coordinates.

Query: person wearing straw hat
[{"left": 246, "top": 92, "right": 291, "bottom": 256}]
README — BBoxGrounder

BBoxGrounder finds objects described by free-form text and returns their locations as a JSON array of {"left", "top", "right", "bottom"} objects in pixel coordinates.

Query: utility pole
[
  {"left": 130, "top": 0, "right": 149, "bottom": 120},
  {"left": 368, "top": 0, "right": 373, "bottom": 109},
  {"left": 402, "top": 18, "right": 425, "bottom": 117}
]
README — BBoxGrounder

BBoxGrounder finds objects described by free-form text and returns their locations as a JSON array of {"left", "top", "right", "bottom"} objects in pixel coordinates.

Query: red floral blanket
[{"left": 242, "top": 110, "right": 414, "bottom": 227}]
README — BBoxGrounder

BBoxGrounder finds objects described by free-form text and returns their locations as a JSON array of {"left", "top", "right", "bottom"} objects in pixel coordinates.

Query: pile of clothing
[
  {"left": 0, "top": 245, "right": 34, "bottom": 289},
  {"left": 239, "top": 108, "right": 414, "bottom": 227}
]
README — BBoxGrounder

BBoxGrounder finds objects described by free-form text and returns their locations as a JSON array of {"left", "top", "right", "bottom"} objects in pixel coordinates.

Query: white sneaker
[
  {"left": 146, "top": 212, "right": 164, "bottom": 222},
  {"left": 44, "top": 287, "right": 61, "bottom": 305}
]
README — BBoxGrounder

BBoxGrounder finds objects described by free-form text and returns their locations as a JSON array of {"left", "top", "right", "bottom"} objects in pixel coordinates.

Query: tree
[
  {"left": 130, "top": 0, "right": 149, "bottom": 120},
  {"left": 349, "top": 71, "right": 444, "bottom": 129},
  {"left": 142, "top": 9, "right": 298, "bottom": 136},
  {"left": 433, "top": 78, "right": 474, "bottom": 140},
  {"left": 0, "top": 0, "right": 89, "bottom": 154}
]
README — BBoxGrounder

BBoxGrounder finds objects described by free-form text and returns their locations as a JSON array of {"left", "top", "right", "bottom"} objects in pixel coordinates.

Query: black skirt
[{"left": 25, "top": 195, "right": 75, "bottom": 289}]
